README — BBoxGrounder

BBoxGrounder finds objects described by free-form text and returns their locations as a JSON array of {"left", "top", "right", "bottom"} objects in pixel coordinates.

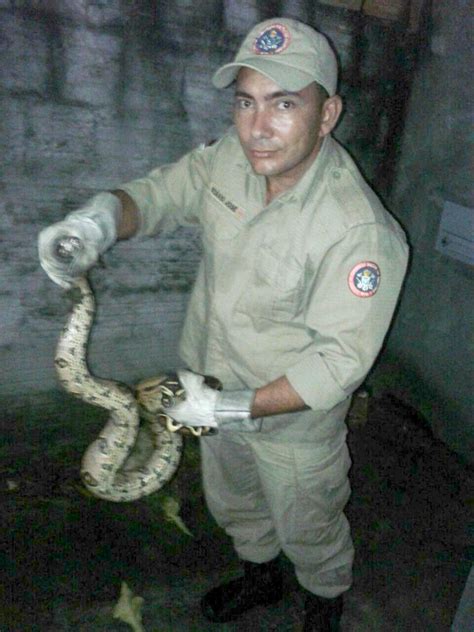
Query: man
[{"left": 38, "top": 18, "right": 409, "bottom": 630}]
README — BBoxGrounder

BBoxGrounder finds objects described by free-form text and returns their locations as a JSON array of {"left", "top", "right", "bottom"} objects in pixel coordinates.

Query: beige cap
[{"left": 212, "top": 18, "right": 338, "bottom": 95}]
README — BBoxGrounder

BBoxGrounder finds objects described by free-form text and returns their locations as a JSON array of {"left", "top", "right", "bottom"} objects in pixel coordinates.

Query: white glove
[
  {"left": 38, "top": 192, "right": 121, "bottom": 288},
  {"left": 165, "top": 370, "right": 260, "bottom": 433}
]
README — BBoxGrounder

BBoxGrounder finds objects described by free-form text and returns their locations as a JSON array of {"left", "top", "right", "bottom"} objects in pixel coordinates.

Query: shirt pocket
[
  {"left": 248, "top": 243, "right": 304, "bottom": 322},
  {"left": 200, "top": 188, "right": 244, "bottom": 288},
  {"left": 201, "top": 188, "right": 243, "bottom": 244}
]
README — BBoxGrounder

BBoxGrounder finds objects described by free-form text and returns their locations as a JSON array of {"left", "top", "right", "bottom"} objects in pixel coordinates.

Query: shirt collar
[
  {"left": 233, "top": 130, "right": 336, "bottom": 209},
  {"left": 280, "top": 135, "right": 335, "bottom": 208}
]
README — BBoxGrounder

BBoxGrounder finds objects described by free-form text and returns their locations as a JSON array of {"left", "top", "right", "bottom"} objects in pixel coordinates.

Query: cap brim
[{"left": 212, "top": 59, "right": 315, "bottom": 92}]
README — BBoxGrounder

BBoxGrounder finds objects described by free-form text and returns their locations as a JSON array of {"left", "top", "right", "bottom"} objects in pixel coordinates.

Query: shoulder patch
[{"left": 348, "top": 261, "right": 380, "bottom": 298}]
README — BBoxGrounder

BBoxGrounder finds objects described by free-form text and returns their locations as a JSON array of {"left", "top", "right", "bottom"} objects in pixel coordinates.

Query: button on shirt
[{"left": 120, "top": 129, "right": 409, "bottom": 443}]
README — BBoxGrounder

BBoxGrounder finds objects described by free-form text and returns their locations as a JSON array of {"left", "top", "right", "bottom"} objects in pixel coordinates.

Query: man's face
[{"left": 233, "top": 68, "right": 327, "bottom": 195}]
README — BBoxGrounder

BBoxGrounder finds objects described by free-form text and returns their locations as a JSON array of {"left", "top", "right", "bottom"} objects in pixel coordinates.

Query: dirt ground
[{"left": 1, "top": 392, "right": 472, "bottom": 631}]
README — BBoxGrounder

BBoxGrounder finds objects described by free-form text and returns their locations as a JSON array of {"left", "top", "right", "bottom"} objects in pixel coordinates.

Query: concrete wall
[
  {"left": 373, "top": 0, "right": 473, "bottom": 463},
  {"left": 1, "top": 1, "right": 230, "bottom": 402}
]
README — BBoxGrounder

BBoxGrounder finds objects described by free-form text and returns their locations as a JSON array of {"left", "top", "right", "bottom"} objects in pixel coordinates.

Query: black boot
[
  {"left": 303, "top": 592, "right": 343, "bottom": 631},
  {"left": 200, "top": 558, "right": 283, "bottom": 623}
]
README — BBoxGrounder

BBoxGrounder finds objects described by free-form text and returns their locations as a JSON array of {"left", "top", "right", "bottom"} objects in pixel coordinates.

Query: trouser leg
[
  {"left": 200, "top": 432, "right": 281, "bottom": 563},
  {"left": 200, "top": 431, "right": 354, "bottom": 598},
  {"left": 251, "top": 436, "right": 354, "bottom": 599},
  {"left": 200, "top": 433, "right": 284, "bottom": 623}
]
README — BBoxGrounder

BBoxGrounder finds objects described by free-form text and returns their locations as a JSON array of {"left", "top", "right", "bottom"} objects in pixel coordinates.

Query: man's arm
[
  {"left": 251, "top": 376, "right": 308, "bottom": 418},
  {"left": 163, "top": 371, "right": 309, "bottom": 433}
]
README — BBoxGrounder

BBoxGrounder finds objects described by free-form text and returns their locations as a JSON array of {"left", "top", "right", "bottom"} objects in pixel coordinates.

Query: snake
[
  {"left": 54, "top": 276, "right": 188, "bottom": 502},
  {"left": 53, "top": 236, "right": 216, "bottom": 502}
]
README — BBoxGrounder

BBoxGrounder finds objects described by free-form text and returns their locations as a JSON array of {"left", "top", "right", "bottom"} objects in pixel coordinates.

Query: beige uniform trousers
[{"left": 200, "top": 430, "right": 354, "bottom": 598}]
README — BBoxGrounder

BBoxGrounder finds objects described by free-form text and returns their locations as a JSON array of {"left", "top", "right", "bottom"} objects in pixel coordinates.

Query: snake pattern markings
[{"left": 54, "top": 277, "right": 184, "bottom": 502}]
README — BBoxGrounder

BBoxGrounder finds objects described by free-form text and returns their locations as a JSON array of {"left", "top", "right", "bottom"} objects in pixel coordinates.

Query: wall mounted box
[{"left": 435, "top": 201, "right": 474, "bottom": 266}]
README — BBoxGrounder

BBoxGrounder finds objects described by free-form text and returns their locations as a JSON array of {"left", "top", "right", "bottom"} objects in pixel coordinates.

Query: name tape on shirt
[
  {"left": 348, "top": 261, "right": 381, "bottom": 298},
  {"left": 210, "top": 185, "right": 245, "bottom": 220}
]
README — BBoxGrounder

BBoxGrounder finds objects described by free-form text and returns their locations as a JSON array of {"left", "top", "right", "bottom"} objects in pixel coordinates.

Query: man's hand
[
  {"left": 38, "top": 192, "right": 121, "bottom": 288},
  {"left": 165, "top": 370, "right": 260, "bottom": 432},
  {"left": 164, "top": 371, "right": 220, "bottom": 428}
]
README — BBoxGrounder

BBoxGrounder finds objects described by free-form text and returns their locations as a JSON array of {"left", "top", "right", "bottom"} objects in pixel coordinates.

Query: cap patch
[
  {"left": 348, "top": 262, "right": 381, "bottom": 298},
  {"left": 254, "top": 24, "right": 291, "bottom": 55}
]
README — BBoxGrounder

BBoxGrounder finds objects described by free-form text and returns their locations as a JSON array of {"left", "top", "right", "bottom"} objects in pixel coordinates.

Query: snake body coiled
[{"left": 55, "top": 277, "right": 183, "bottom": 502}]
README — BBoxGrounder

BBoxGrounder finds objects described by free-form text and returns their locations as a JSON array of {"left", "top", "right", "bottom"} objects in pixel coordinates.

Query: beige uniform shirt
[{"left": 120, "top": 129, "right": 409, "bottom": 444}]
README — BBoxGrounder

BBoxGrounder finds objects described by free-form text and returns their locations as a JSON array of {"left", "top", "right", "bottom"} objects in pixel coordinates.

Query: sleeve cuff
[
  {"left": 286, "top": 352, "right": 347, "bottom": 411},
  {"left": 117, "top": 185, "right": 152, "bottom": 237}
]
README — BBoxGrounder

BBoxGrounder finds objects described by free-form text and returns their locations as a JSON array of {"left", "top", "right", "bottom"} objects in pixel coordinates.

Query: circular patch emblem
[
  {"left": 348, "top": 262, "right": 381, "bottom": 298},
  {"left": 254, "top": 24, "right": 291, "bottom": 55}
]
